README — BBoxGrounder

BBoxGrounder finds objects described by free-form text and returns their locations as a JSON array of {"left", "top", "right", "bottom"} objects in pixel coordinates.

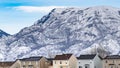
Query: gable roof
[
  {"left": 20, "top": 56, "right": 43, "bottom": 61},
  {"left": 104, "top": 55, "right": 120, "bottom": 59},
  {"left": 0, "top": 62, "right": 14, "bottom": 67},
  {"left": 54, "top": 54, "right": 72, "bottom": 60},
  {"left": 77, "top": 54, "right": 96, "bottom": 60}
]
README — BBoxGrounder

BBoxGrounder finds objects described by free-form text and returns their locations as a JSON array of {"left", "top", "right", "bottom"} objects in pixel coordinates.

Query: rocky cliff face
[{"left": 0, "top": 6, "right": 120, "bottom": 61}]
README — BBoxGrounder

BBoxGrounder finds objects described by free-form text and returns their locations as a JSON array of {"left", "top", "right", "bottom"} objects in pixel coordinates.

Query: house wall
[
  {"left": 53, "top": 60, "right": 69, "bottom": 68},
  {"left": 103, "top": 59, "right": 120, "bottom": 68},
  {"left": 16, "top": 57, "right": 49, "bottom": 68},
  {"left": 39, "top": 57, "right": 49, "bottom": 68},
  {"left": 53, "top": 55, "right": 77, "bottom": 68},
  {"left": 69, "top": 55, "right": 77, "bottom": 68},
  {"left": 93, "top": 55, "right": 102, "bottom": 68},
  {"left": 77, "top": 59, "right": 94, "bottom": 68},
  {"left": 0, "top": 66, "right": 11, "bottom": 68},
  {"left": 20, "top": 61, "right": 40, "bottom": 68},
  {"left": 49, "top": 66, "right": 53, "bottom": 68},
  {"left": 10, "top": 60, "right": 21, "bottom": 68}
]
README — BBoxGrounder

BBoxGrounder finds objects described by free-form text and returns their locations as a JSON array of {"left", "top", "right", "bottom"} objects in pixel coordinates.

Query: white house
[{"left": 77, "top": 54, "right": 102, "bottom": 68}]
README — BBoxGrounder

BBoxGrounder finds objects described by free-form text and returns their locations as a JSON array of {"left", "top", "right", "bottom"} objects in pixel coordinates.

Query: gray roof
[
  {"left": 104, "top": 55, "right": 120, "bottom": 59},
  {"left": 77, "top": 54, "right": 96, "bottom": 59},
  {"left": 20, "top": 56, "right": 42, "bottom": 61}
]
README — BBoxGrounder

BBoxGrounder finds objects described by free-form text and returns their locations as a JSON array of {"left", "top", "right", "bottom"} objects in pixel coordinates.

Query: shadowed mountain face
[
  {"left": 0, "top": 6, "right": 120, "bottom": 61},
  {"left": 0, "top": 29, "right": 10, "bottom": 38}
]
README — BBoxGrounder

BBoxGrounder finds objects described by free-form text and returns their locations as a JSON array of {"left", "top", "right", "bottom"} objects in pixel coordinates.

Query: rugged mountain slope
[
  {"left": 1, "top": 6, "right": 120, "bottom": 61},
  {"left": 0, "top": 29, "right": 10, "bottom": 38}
]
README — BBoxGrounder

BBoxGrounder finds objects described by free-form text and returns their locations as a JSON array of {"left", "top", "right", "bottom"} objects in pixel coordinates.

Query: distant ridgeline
[{"left": 0, "top": 6, "right": 120, "bottom": 61}]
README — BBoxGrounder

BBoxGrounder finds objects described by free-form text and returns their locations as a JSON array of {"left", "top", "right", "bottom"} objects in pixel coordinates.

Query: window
[
  {"left": 55, "top": 61, "right": 56, "bottom": 64},
  {"left": 23, "top": 65, "right": 26, "bottom": 68},
  {"left": 85, "top": 64, "right": 90, "bottom": 68},
  {"left": 36, "top": 61, "right": 38, "bottom": 65},
  {"left": 106, "top": 60, "right": 107, "bottom": 63},
  {"left": 23, "top": 62, "right": 25, "bottom": 65},
  {"left": 113, "top": 60, "right": 114, "bottom": 63},
  {"left": 110, "top": 66, "right": 113, "bottom": 68},
  {"left": 60, "top": 66, "right": 63, "bottom": 68},
  {"left": 60, "top": 61, "right": 62, "bottom": 64},
  {"left": 28, "top": 65, "right": 33, "bottom": 68},
  {"left": 79, "top": 66, "right": 82, "bottom": 68}
]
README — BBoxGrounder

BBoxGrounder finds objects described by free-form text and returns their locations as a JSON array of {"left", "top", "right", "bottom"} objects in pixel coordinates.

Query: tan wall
[
  {"left": 0, "top": 66, "right": 11, "bottom": 68},
  {"left": 20, "top": 58, "right": 48, "bottom": 68},
  {"left": 53, "top": 55, "right": 77, "bottom": 68},
  {"left": 69, "top": 55, "right": 77, "bottom": 68},
  {"left": 10, "top": 60, "right": 21, "bottom": 68},
  {"left": 53, "top": 60, "right": 69, "bottom": 68},
  {"left": 40, "top": 57, "right": 49, "bottom": 68},
  {"left": 49, "top": 66, "right": 53, "bottom": 68},
  {"left": 103, "top": 59, "right": 120, "bottom": 68}
]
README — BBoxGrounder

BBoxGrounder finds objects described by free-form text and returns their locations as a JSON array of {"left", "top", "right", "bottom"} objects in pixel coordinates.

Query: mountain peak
[{"left": 0, "top": 6, "right": 120, "bottom": 61}]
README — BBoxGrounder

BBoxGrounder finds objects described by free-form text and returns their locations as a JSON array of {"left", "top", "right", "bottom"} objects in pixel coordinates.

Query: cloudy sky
[{"left": 0, "top": 0, "right": 120, "bottom": 34}]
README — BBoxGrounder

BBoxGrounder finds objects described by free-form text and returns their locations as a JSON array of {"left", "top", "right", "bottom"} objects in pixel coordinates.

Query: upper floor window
[
  {"left": 113, "top": 60, "right": 114, "bottom": 63},
  {"left": 23, "top": 65, "right": 26, "bottom": 68},
  {"left": 55, "top": 61, "right": 56, "bottom": 64},
  {"left": 60, "top": 66, "right": 63, "bottom": 68},
  {"left": 23, "top": 62, "right": 25, "bottom": 65},
  {"left": 28, "top": 65, "right": 33, "bottom": 68},
  {"left": 79, "top": 66, "right": 82, "bottom": 68},
  {"left": 106, "top": 60, "right": 107, "bottom": 63},
  {"left": 110, "top": 65, "right": 113, "bottom": 68},
  {"left": 85, "top": 64, "right": 90, "bottom": 68},
  {"left": 36, "top": 61, "right": 38, "bottom": 65},
  {"left": 60, "top": 61, "right": 62, "bottom": 64}
]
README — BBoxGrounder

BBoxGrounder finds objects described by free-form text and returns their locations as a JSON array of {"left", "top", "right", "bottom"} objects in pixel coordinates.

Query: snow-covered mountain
[
  {"left": 0, "top": 29, "right": 10, "bottom": 38},
  {"left": 1, "top": 6, "right": 120, "bottom": 61}
]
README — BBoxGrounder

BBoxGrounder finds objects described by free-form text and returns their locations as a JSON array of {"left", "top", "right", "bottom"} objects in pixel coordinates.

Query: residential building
[
  {"left": 47, "top": 58, "right": 54, "bottom": 68},
  {"left": 0, "top": 62, "right": 14, "bottom": 68},
  {"left": 77, "top": 54, "right": 102, "bottom": 68},
  {"left": 11, "top": 56, "right": 49, "bottom": 68},
  {"left": 103, "top": 55, "right": 120, "bottom": 68},
  {"left": 53, "top": 54, "right": 77, "bottom": 68}
]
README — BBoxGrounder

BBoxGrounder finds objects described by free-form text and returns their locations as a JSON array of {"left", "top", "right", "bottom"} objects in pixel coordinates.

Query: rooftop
[
  {"left": 20, "top": 56, "right": 43, "bottom": 61},
  {"left": 0, "top": 62, "right": 14, "bottom": 67},
  {"left": 104, "top": 55, "right": 120, "bottom": 59},
  {"left": 77, "top": 54, "right": 96, "bottom": 59},
  {"left": 54, "top": 54, "right": 72, "bottom": 60}
]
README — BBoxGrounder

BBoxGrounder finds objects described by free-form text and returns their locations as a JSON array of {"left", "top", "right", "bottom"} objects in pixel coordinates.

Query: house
[
  {"left": 53, "top": 54, "right": 77, "bottom": 68},
  {"left": 103, "top": 55, "right": 120, "bottom": 68},
  {"left": 10, "top": 59, "right": 21, "bottom": 68},
  {"left": 77, "top": 54, "right": 102, "bottom": 68},
  {"left": 10, "top": 56, "right": 49, "bottom": 68},
  {"left": 47, "top": 58, "right": 54, "bottom": 68},
  {"left": 0, "top": 62, "right": 14, "bottom": 68}
]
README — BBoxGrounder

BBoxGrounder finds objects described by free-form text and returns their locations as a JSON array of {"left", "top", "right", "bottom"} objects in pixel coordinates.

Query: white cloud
[{"left": 13, "top": 6, "right": 66, "bottom": 13}]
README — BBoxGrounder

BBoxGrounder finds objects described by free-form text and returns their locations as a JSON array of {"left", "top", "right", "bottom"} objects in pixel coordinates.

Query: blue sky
[{"left": 0, "top": 0, "right": 120, "bottom": 34}]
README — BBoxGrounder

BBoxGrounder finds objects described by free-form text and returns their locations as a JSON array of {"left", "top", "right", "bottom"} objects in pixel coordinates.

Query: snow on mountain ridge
[{"left": 0, "top": 6, "right": 120, "bottom": 61}]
